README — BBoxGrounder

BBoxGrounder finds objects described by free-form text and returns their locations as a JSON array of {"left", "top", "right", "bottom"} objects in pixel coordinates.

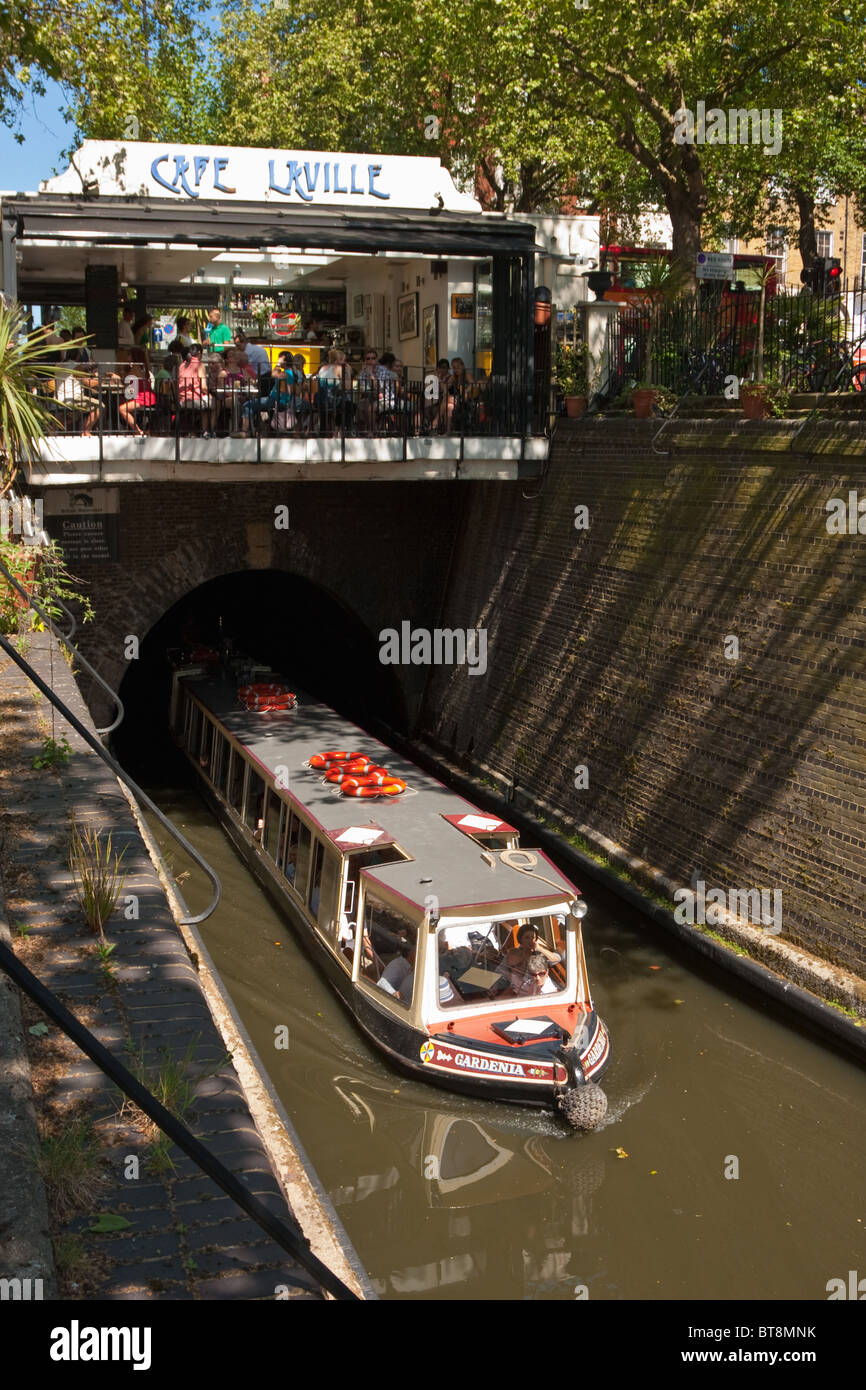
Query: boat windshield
[{"left": 436, "top": 913, "right": 569, "bottom": 1009}]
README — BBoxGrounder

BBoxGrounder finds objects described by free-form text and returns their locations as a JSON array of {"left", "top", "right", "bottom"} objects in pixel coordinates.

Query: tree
[
  {"left": 0, "top": 0, "right": 206, "bottom": 149},
  {"left": 513, "top": 0, "right": 866, "bottom": 282}
]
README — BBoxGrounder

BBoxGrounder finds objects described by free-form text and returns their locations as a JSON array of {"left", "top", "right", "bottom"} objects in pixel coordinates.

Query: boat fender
[{"left": 557, "top": 1083, "right": 608, "bottom": 1131}]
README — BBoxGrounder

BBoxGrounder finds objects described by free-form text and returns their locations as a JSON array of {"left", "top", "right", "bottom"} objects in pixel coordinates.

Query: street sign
[{"left": 696, "top": 252, "right": 734, "bottom": 280}]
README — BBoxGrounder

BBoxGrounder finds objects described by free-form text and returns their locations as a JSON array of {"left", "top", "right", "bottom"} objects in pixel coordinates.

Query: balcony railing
[{"left": 37, "top": 362, "right": 552, "bottom": 462}]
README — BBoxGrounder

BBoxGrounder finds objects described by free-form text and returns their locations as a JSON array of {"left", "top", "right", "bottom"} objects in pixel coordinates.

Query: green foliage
[
  {"left": 0, "top": 534, "right": 94, "bottom": 636},
  {"left": 68, "top": 817, "right": 127, "bottom": 938},
  {"left": 555, "top": 342, "right": 589, "bottom": 396},
  {"left": 0, "top": 301, "right": 62, "bottom": 491},
  {"left": 32, "top": 734, "right": 72, "bottom": 769},
  {"left": 0, "top": 0, "right": 207, "bottom": 146},
  {"left": 38, "top": 1116, "right": 107, "bottom": 1219}
]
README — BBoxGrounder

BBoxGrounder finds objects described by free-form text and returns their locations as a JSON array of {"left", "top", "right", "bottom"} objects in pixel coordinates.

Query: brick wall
[
  {"left": 417, "top": 419, "right": 866, "bottom": 975},
  {"left": 64, "top": 481, "right": 462, "bottom": 728}
]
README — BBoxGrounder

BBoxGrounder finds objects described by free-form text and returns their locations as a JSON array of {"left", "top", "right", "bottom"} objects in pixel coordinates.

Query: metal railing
[
  {"left": 598, "top": 282, "right": 866, "bottom": 402},
  {"left": 37, "top": 361, "right": 552, "bottom": 451}
]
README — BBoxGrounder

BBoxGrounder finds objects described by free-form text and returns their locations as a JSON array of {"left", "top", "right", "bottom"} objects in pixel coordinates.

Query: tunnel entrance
[{"left": 111, "top": 568, "right": 407, "bottom": 784}]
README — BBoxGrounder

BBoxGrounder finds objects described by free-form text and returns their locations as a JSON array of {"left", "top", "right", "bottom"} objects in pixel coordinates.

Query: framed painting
[
  {"left": 451, "top": 293, "right": 474, "bottom": 319},
  {"left": 398, "top": 291, "right": 419, "bottom": 341},
  {"left": 353, "top": 293, "right": 364, "bottom": 319},
  {"left": 422, "top": 304, "right": 438, "bottom": 368}
]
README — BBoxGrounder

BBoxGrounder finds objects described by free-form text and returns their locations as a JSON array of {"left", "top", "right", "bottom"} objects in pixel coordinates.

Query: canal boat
[{"left": 170, "top": 663, "right": 611, "bottom": 1128}]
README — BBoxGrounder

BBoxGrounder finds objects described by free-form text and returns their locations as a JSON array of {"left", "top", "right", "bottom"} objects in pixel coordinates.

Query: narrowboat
[{"left": 170, "top": 661, "right": 611, "bottom": 1129}]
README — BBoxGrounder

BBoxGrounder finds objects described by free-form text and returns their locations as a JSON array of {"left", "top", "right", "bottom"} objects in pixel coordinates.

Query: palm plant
[
  {"left": 635, "top": 256, "right": 690, "bottom": 388},
  {"left": 0, "top": 300, "right": 62, "bottom": 495}
]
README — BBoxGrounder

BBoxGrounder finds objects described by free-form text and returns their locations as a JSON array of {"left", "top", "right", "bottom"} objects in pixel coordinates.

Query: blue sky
[
  {"left": 0, "top": 78, "right": 74, "bottom": 191},
  {"left": 0, "top": 2, "right": 224, "bottom": 192}
]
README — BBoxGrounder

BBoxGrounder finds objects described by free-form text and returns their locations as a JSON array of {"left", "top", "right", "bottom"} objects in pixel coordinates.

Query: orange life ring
[
  {"left": 324, "top": 760, "right": 375, "bottom": 783},
  {"left": 238, "top": 681, "right": 296, "bottom": 712},
  {"left": 341, "top": 778, "right": 406, "bottom": 798},
  {"left": 309, "top": 749, "right": 365, "bottom": 769}
]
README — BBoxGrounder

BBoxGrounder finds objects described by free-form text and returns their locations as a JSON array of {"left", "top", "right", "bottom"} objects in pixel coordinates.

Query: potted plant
[
  {"left": 740, "top": 377, "right": 790, "bottom": 418},
  {"left": 556, "top": 342, "right": 589, "bottom": 418},
  {"left": 631, "top": 381, "right": 678, "bottom": 418},
  {"left": 630, "top": 256, "right": 688, "bottom": 416}
]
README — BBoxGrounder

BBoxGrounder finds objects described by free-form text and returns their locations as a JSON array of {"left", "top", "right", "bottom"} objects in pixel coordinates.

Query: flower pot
[
  {"left": 565, "top": 395, "right": 588, "bottom": 418},
  {"left": 740, "top": 385, "right": 772, "bottom": 419},
  {"left": 631, "top": 388, "right": 657, "bottom": 419}
]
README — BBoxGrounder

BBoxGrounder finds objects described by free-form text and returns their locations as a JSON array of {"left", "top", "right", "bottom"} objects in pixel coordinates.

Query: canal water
[{"left": 148, "top": 786, "right": 866, "bottom": 1301}]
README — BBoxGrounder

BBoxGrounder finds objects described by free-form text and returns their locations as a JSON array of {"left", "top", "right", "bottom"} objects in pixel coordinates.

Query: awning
[{"left": 3, "top": 195, "right": 539, "bottom": 259}]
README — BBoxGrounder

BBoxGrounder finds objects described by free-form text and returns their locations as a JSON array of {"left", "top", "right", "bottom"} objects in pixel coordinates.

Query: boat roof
[{"left": 183, "top": 673, "right": 580, "bottom": 919}]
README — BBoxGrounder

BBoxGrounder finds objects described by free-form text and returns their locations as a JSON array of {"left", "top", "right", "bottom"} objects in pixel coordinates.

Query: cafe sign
[{"left": 42, "top": 141, "right": 481, "bottom": 213}]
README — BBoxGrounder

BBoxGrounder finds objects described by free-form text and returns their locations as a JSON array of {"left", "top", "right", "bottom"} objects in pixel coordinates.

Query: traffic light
[{"left": 800, "top": 256, "right": 842, "bottom": 295}]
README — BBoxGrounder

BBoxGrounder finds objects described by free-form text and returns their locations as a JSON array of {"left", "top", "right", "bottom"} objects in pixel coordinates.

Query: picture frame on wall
[
  {"left": 353, "top": 293, "right": 364, "bottom": 319},
  {"left": 397, "top": 291, "right": 419, "bottom": 341},
  {"left": 451, "top": 293, "right": 474, "bottom": 319},
  {"left": 422, "top": 304, "right": 438, "bottom": 368}
]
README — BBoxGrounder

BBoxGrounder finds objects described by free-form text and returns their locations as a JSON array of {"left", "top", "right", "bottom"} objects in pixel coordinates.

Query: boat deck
[{"left": 185, "top": 675, "right": 577, "bottom": 916}]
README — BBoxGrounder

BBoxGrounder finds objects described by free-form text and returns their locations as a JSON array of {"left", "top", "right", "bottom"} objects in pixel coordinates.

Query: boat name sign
[{"left": 420, "top": 1039, "right": 564, "bottom": 1083}]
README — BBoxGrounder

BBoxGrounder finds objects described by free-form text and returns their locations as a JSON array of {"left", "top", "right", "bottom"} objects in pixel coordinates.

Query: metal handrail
[
  {"left": 0, "top": 633, "right": 221, "bottom": 926},
  {"left": 0, "top": 939, "right": 359, "bottom": 1300}
]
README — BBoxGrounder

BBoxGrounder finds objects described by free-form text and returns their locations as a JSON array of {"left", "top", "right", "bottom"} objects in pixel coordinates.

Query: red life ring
[
  {"left": 341, "top": 778, "right": 406, "bottom": 798},
  {"left": 309, "top": 749, "right": 365, "bottom": 769},
  {"left": 324, "top": 760, "right": 376, "bottom": 783},
  {"left": 238, "top": 681, "right": 296, "bottom": 712}
]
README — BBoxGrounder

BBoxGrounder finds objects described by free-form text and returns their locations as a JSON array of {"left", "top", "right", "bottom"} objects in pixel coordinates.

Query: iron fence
[
  {"left": 36, "top": 361, "right": 552, "bottom": 445},
  {"left": 599, "top": 281, "right": 866, "bottom": 402}
]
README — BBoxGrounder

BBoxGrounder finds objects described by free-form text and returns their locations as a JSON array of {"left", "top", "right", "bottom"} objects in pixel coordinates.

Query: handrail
[
  {"left": 0, "top": 939, "right": 359, "bottom": 1301},
  {"left": 0, "top": 633, "right": 221, "bottom": 926},
  {"left": 0, "top": 549, "right": 125, "bottom": 735}
]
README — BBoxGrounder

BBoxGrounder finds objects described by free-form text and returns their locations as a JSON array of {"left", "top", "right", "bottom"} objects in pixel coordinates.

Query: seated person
[
  {"left": 376, "top": 947, "right": 415, "bottom": 1002},
  {"left": 502, "top": 922, "right": 561, "bottom": 972},
  {"left": 506, "top": 951, "right": 557, "bottom": 996}
]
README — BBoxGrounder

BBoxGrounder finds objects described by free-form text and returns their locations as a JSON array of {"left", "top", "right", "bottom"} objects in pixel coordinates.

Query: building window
[
  {"left": 816, "top": 231, "right": 833, "bottom": 258},
  {"left": 721, "top": 236, "right": 739, "bottom": 255},
  {"left": 765, "top": 228, "right": 787, "bottom": 276},
  {"left": 860, "top": 233, "right": 866, "bottom": 285}
]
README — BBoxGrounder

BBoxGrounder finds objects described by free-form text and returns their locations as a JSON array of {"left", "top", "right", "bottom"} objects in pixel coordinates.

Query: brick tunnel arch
[{"left": 110, "top": 568, "right": 410, "bottom": 783}]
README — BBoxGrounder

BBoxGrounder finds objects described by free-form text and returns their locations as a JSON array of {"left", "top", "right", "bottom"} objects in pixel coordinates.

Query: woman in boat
[{"left": 501, "top": 923, "right": 561, "bottom": 995}]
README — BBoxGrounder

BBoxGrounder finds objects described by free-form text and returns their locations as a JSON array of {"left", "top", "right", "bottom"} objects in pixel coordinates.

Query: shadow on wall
[
  {"left": 421, "top": 426, "right": 866, "bottom": 973},
  {"left": 110, "top": 568, "right": 409, "bottom": 784}
]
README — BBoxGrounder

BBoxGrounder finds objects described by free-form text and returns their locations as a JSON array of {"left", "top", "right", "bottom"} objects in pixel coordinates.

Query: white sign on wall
[
  {"left": 696, "top": 252, "right": 735, "bottom": 280},
  {"left": 41, "top": 141, "right": 481, "bottom": 213}
]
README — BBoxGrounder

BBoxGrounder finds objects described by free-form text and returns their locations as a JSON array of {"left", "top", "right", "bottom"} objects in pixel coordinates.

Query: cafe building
[{"left": 0, "top": 141, "right": 598, "bottom": 482}]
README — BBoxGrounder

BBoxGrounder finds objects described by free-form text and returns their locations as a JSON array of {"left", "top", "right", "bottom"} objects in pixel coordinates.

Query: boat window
[
  {"left": 283, "top": 810, "right": 300, "bottom": 883},
  {"left": 188, "top": 703, "right": 202, "bottom": 755},
  {"left": 227, "top": 749, "right": 246, "bottom": 814},
  {"left": 309, "top": 839, "right": 340, "bottom": 936},
  {"left": 183, "top": 693, "right": 197, "bottom": 745},
  {"left": 359, "top": 892, "right": 417, "bottom": 1007},
  {"left": 212, "top": 734, "right": 228, "bottom": 796},
  {"left": 437, "top": 916, "right": 567, "bottom": 1008},
  {"left": 294, "top": 820, "right": 312, "bottom": 899},
  {"left": 263, "top": 792, "right": 283, "bottom": 862},
  {"left": 244, "top": 768, "right": 266, "bottom": 837},
  {"left": 199, "top": 715, "right": 213, "bottom": 768}
]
